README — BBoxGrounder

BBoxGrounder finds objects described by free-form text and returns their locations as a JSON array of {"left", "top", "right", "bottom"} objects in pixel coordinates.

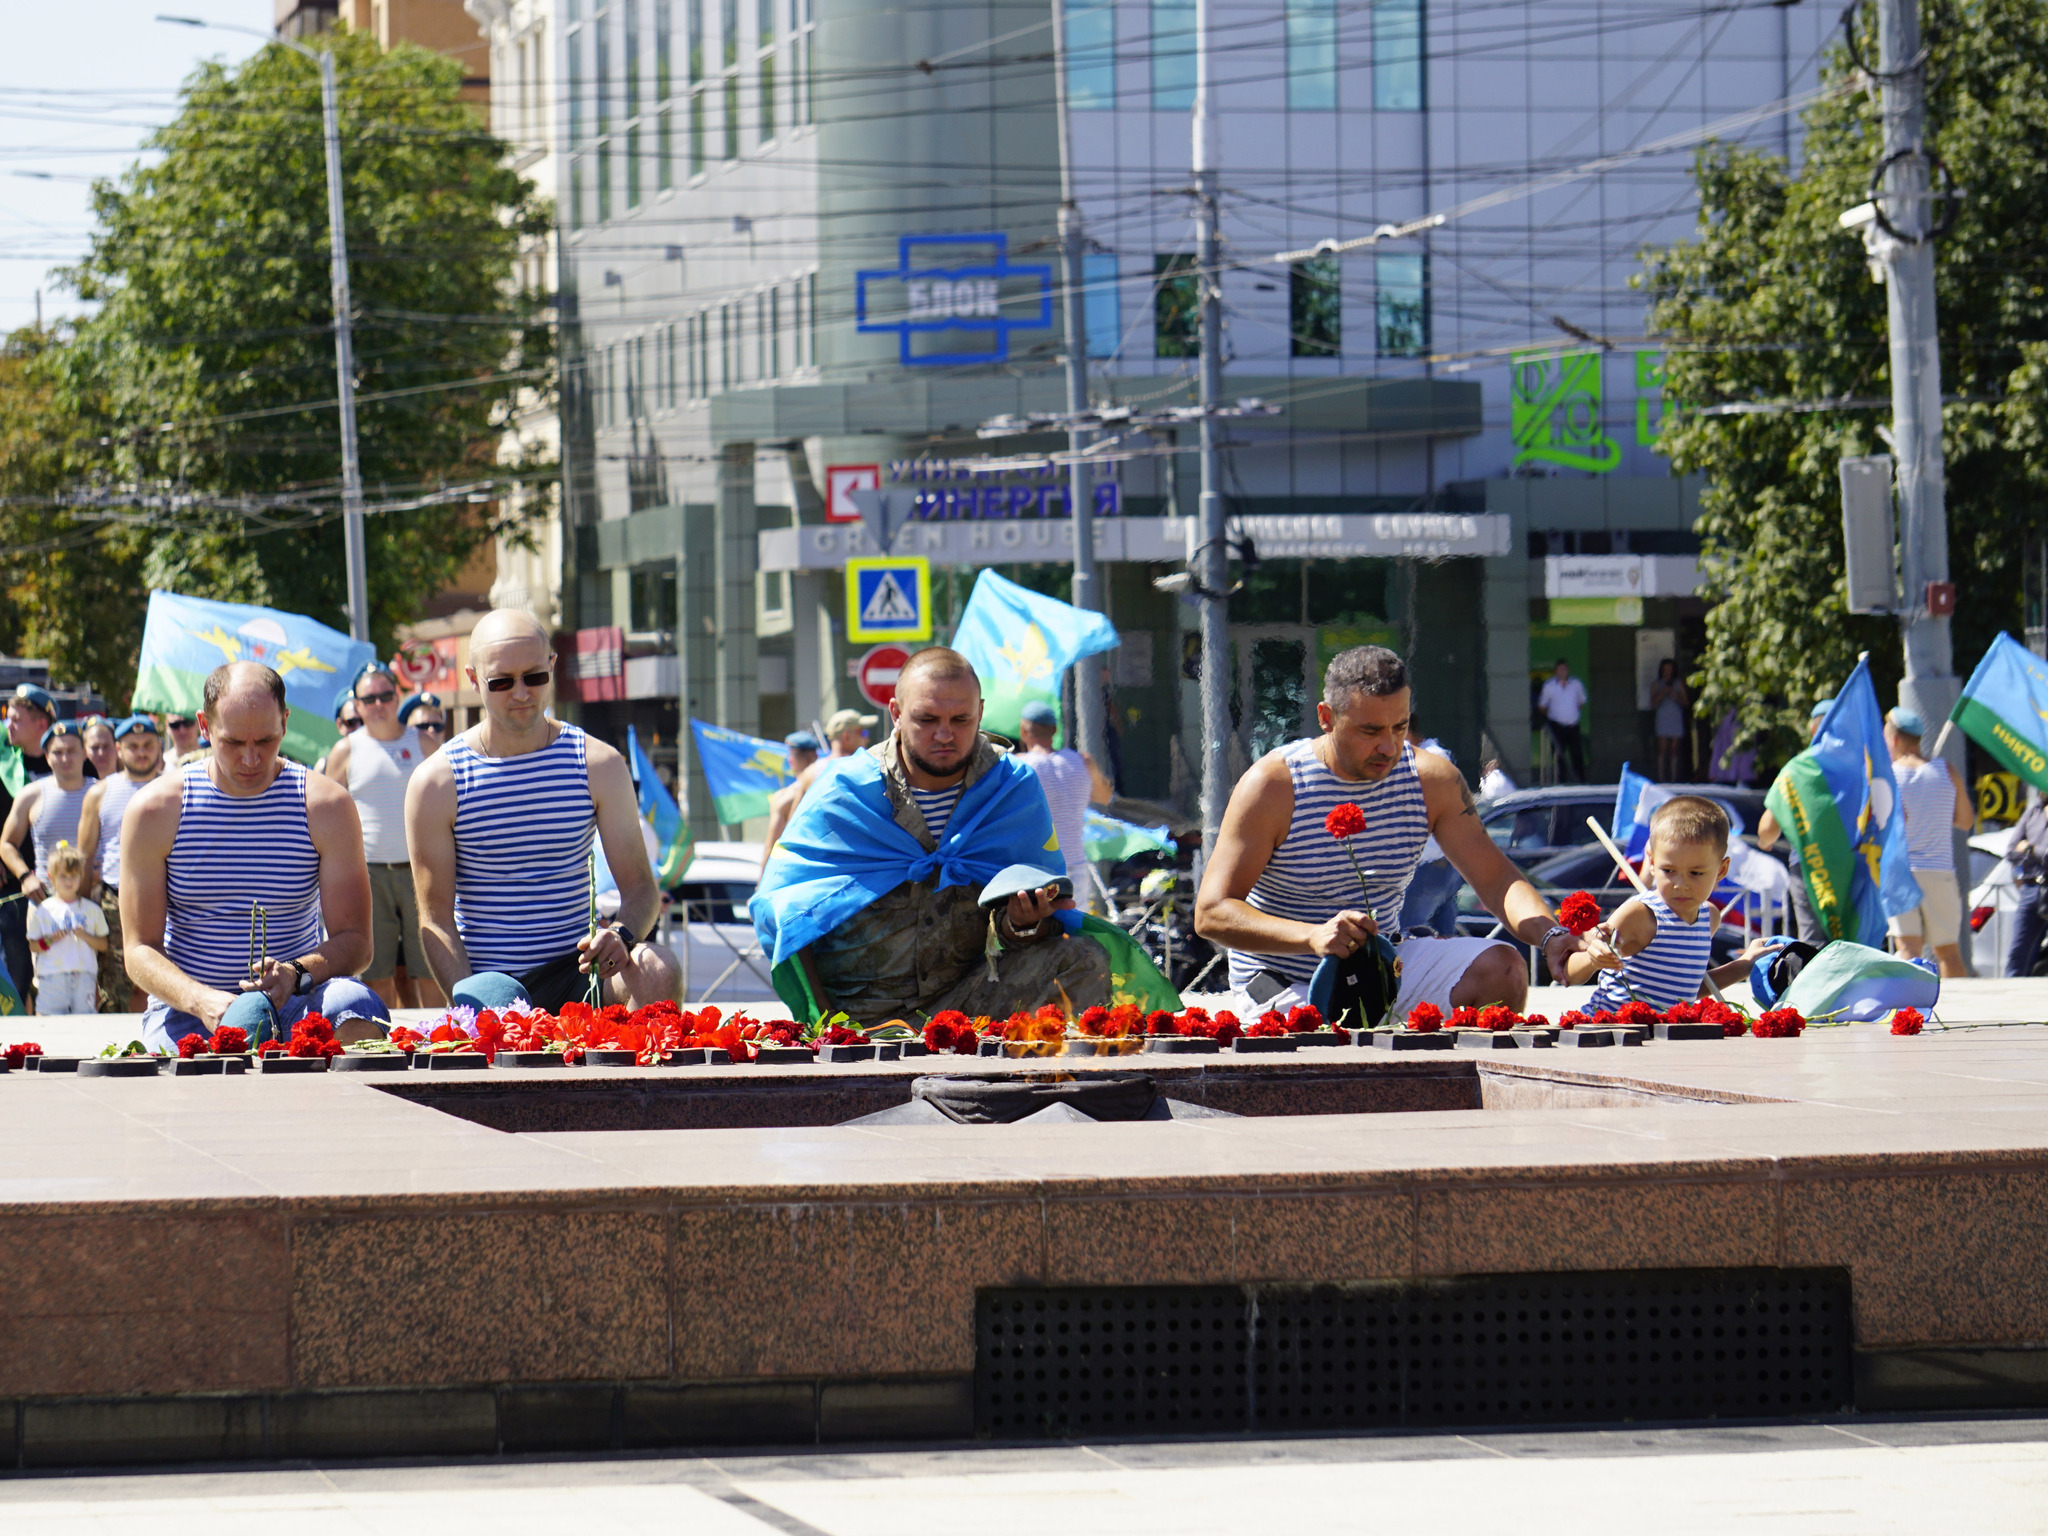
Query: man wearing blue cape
[{"left": 752, "top": 648, "right": 1110, "bottom": 1024}]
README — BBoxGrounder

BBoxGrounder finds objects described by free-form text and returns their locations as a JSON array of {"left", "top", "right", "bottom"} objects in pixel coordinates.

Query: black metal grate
[{"left": 978, "top": 1268, "right": 1851, "bottom": 1438}]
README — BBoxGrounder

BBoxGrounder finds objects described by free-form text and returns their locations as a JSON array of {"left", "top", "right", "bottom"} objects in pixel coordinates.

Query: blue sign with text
[{"left": 855, "top": 233, "right": 1053, "bottom": 367}]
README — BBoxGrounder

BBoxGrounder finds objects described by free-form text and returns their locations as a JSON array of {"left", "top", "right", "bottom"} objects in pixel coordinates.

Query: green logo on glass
[{"left": 1511, "top": 350, "right": 1621, "bottom": 472}]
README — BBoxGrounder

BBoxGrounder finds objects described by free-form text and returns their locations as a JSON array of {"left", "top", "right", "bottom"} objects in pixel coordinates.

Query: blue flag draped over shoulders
[{"left": 750, "top": 747, "right": 1061, "bottom": 970}]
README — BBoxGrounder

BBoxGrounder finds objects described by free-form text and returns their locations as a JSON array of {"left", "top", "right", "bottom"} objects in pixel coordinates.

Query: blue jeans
[
  {"left": 141, "top": 977, "right": 390, "bottom": 1054},
  {"left": 2008, "top": 884, "right": 2048, "bottom": 978},
  {"left": 1399, "top": 858, "right": 1463, "bottom": 938}
]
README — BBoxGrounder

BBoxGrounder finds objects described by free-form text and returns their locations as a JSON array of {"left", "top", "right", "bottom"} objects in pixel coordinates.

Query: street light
[{"left": 158, "top": 15, "right": 371, "bottom": 645}]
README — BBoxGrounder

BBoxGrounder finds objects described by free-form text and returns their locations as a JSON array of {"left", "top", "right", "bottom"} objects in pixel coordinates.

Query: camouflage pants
[
  {"left": 95, "top": 884, "right": 126, "bottom": 1013},
  {"left": 925, "top": 932, "right": 1110, "bottom": 1021}
]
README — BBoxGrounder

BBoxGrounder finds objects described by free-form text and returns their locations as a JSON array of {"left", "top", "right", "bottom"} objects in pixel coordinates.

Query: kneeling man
[
  {"left": 406, "top": 609, "right": 681, "bottom": 1011},
  {"left": 1197, "top": 645, "right": 1585, "bottom": 1017},
  {"left": 752, "top": 647, "right": 1108, "bottom": 1025},
  {"left": 122, "top": 662, "right": 389, "bottom": 1051}
]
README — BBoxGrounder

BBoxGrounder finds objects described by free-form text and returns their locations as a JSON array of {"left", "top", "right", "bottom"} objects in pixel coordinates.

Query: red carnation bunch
[
  {"left": 924, "top": 1010, "right": 979, "bottom": 1054},
  {"left": 1144, "top": 1009, "right": 1177, "bottom": 1035},
  {"left": 814, "top": 1023, "right": 867, "bottom": 1048},
  {"left": 211, "top": 1025, "right": 248, "bottom": 1056},
  {"left": 1212, "top": 1010, "right": 1244, "bottom": 1046},
  {"left": 177, "top": 1032, "right": 209, "bottom": 1059},
  {"left": 1076, "top": 1006, "right": 1113, "bottom": 1037},
  {"left": 1405, "top": 1002, "right": 1443, "bottom": 1033},
  {"left": 1662, "top": 1001, "right": 1702, "bottom": 1024},
  {"left": 1446, "top": 1006, "right": 1479, "bottom": 1030},
  {"left": 1890, "top": 1007, "right": 1925, "bottom": 1036},
  {"left": 1753, "top": 1008, "right": 1806, "bottom": 1039},
  {"left": 387, "top": 1025, "right": 424, "bottom": 1055},
  {"left": 1174, "top": 1005, "right": 1212, "bottom": 1036},
  {"left": 287, "top": 1015, "right": 344, "bottom": 1060},
  {"left": 1248, "top": 1011, "right": 1292, "bottom": 1038},
  {"left": 1106, "top": 1004, "right": 1144, "bottom": 1037},
  {"left": 4, "top": 1042, "right": 43, "bottom": 1068},
  {"left": 1615, "top": 1001, "right": 1659, "bottom": 1027},
  {"left": 1286, "top": 1004, "right": 1325, "bottom": 1032},
  {"left": 1477, "top": 1005, "right": 1520, "bottom": 1032},
  {"left": 1324, "top": 803, "right": 1367, "bottom": 839},
  {"left": 1696, "top": 998, "right": 1746, "bottom": 1036},
  {"left": 1557, "top": 1010, "right": 1588, "bottom": 1031},
  {"left": 1523, "top": 1014, "right": 1550, "bottom": 1028},
  {"left": 1557, "top": 890, "right": 1603, "bottom": 935}
]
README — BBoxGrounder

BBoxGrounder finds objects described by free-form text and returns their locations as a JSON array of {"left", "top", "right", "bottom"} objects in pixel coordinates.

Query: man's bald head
[
  {"left": 203, "top": 660, "right": 286, "bottom": 716},
  {"left": 895, "top": 646, "right": 981, "bottom": 699},
  {"left": 471, "top": 607, "right": 550, "bottom": 652}
]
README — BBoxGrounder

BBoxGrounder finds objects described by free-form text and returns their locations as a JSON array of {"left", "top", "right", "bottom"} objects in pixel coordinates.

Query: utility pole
[
  {"left": 1875, "top": 0, "right": 1956, "bottom": 766},
  {"left": 1050, "top": 0, "right": 1105, "bottom": 768},
  {"left": 1193, "top": 0, "right": 1229, "bottom": 852}
]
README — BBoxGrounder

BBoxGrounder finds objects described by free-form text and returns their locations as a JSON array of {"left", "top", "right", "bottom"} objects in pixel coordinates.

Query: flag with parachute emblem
[
  {"left": 949, "top": 569, "right": 1120, "bottom": 741},
  {"left": 627, "top": 726, "right": 692, "bottom": 882},
  {"left": 1764, "top": 657, "right": 1920, "bottom": 945},
  {"left": 688, "top": 718, "right": 798, "bottom": 824},
  {"left": 1947, "top": 631, "right": 2048, "bottom": 793},
  {"left": 130, "top": 591, "right": 376, "bottom": 766}
]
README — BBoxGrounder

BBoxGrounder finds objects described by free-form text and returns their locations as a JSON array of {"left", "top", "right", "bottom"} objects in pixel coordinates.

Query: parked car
[
  {"left": 1967, "top": 826, "right": 2027, "bottom": 977},
  {"left": 1476, "top": 783, "right": 1771, "bottom": 872},
  {"left": 666, "top": 841, "right": 779, "bottom": 1003}
]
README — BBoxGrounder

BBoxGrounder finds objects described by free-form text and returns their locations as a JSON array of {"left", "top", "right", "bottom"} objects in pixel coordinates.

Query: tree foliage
[
  {"left": 50, "top": 28, "right": 553, "bottom": 659},
  {"left": 1639, "top": 0, "right": 2048, "bottom": 770}
]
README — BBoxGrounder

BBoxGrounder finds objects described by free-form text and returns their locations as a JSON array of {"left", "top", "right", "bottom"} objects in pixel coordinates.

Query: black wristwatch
[
  {"left": 606, "top": 922, "right": 637, "bottom": 950},
  {"left": 289, "top": 960, "right": 314, "bottom": 995}
]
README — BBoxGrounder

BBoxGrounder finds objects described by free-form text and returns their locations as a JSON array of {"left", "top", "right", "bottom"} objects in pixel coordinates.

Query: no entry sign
[{"left": 857, "top": 643, "right": 912, "bottom": 710}]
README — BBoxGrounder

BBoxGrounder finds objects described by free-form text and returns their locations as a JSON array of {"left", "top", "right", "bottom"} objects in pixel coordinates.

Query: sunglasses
[
  {"left": 484, "top": 670, "right": 553, "bottom": 693},
  {"left": 168, "top": 717, "right": 194, "bottom": 729},
  {"left": 338, "top": 717, "right": 362, "bottom": 732},
  {"left": 415, "top": 718, "right": 447, "bottom": 733},
  {"left": 355, "top": 690, "right": 397, "bottom": 706}
]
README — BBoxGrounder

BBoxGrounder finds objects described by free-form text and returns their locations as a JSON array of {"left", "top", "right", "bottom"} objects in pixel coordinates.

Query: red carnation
[
  {"left": 3, "top": 1042, "right": 42, "bottom": 1068},
  {"left": 1077, "top": 1006, "right": 1112, "bottom": 1037},
  {"left": 1523, "top": 1014, "right": 1550, "bottom": 1028},
  {"left": 1446, "top": 1006, "right": 1479, "bottom": 1031},
  {"left": 255, "top": 1039, "right": 286, "bottom": 1056},
  {"left": 177, "top": 1032, "right": 208, "bottom": 1059},
  {"left": 1405, "top": 1003, "right": 1443, "bottom": 1033},
  {"left": 1890, "top": 1007, "right": 1925, "bottom": 1036},
  {"left": 1324, "top": 803, "right": 1367, "bottom": 839},
  {"left": 1248, "top": 1012, "right": 1292, "bottom": 1038},
  {"left": 1144, "top": 1010, "right": 1177, "bottom": 1035},
  {"left": 1213, "top": 1012, "right": 1244, "bottom": 1047},
  {"left": 1662, "top": 1001, "right": 1702, "bottom": 1024},
  {"left": 1754, "top": 1007, "right": 1806, "bottom": 1039},
  {"left": 815, "top": 1024, "right": 866, "bottom": 1047},
  {"left": 1476, "top": 1005, "right": 1519, "bottom": 1032},
  {"left": 1557, "top": 891, "right": 1602, "bottom": 934},
  {"left": 1286, "top": 1004, "right": 1324, "bottom": 1032},
  {"left": 1616, "top": 1001, "right": 1659, "bottom": 1026},
  {"left": 1557, "top": 1010, "right": 1588, "bottom": 1031},
  {"left": 211, "top": 1025, "right": 248, "bottom": 1056},
  {"left": 1106, "top": 1004, "right": 1144, "bottom": 1037}
]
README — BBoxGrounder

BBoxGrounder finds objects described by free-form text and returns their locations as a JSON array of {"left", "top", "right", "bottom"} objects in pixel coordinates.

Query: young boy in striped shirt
[{"left": 1564, "top": 796, "right": 1772, "bottom": 1011}]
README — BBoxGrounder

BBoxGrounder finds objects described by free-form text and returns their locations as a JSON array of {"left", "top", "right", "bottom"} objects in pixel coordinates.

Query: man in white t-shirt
[{"left": 1537, "top": 659, "right": 1589, "bottom": 782}]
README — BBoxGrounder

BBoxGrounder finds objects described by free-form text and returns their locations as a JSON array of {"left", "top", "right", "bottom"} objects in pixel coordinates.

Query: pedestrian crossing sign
[{"left": 846, "top": 556, "right": 932, "bottom": 642}]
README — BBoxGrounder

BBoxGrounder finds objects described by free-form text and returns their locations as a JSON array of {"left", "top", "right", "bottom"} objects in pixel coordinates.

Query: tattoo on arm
[{"left": 1455, "top": 777, "right": 1478, "bottom": 820}]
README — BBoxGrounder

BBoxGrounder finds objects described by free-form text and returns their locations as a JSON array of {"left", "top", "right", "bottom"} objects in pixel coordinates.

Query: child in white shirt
[{"left": 26, "top": 842, "right": 108, "bottom": 1015}]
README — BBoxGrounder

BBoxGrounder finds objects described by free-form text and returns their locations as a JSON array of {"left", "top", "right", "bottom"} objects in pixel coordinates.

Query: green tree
[
  {"left": 0, "top": 325, "right": 150, "bottom": 706},
  {"left": 1639, "top": 0, "right": 2048, "bottom": 770},
  {"left": 54, "top": 29, "right": 553, "bottom": 655}
]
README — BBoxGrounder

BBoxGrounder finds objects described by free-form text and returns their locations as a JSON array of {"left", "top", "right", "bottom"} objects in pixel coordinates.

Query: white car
[
  {"left": 1967, "top": 826, "right": 2026, "bottom": 976},
  {"left": 667, "top": 841, "right": 780, "bottom": 1003}
]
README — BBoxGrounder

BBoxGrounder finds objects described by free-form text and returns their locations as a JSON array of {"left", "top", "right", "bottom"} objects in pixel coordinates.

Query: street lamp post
[{"left": 159, "top": 17, "right": 371, "bottom": 645}]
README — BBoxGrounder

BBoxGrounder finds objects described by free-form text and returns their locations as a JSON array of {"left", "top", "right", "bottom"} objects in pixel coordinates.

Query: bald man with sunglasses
[{"left": 405, "top": 610, "right": 681, "bottom": 1013}]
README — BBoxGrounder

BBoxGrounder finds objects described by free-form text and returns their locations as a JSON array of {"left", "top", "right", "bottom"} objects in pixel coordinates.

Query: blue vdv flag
[
  {"left": 1612, "top": 763, "right": 1748, "bottom": 859},
  {"left": 950, "top": 569, "right": 1120, "bottom": 741},
  {"left": 628, "top": 726, "right": 691, "bottom": 883},
  {"left": 1811, "top": 658, "right": 1922, "bottom": 945},
  {"left": 689, "top": 718, "right": 797, "bottom": 825},
  {"left": 131, "top": 591, "right": 376, "bottom": 765},
  {"left": 1951, "top": 631, "right": 2048, "bottom": 793}
]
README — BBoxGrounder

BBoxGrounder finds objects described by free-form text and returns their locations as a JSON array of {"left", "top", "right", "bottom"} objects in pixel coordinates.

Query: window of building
[
  {"left": 597, "top": 141, "right": 612, "bottom": 221},
  {"left": 630, "top": 563, "right": 678, "bottom": 630},
  {"left": 1083, "top": 252, "right": 1120, "bottom": 358},
  {"left": 805, "top": 271, "right": 818, "bottom": 366},
  {"left": 1375, "top": 252, "right": 1427, "bottom": 356},
  {"left": 1373, "top": 0, "right": 1423, "bottom": 111},
  {"left": 1068, "top": 0, "right": 1115, "bottom": 109},
  {"left": 1287, "top": 0, "right": 1336, "bottom": 109},
  {"left": 1150, "top": 0, "right": 1196, "bottom": 110},
  {"left": 1290, "top": 256, "right": 1340, "bottom": 357},
  {"left": 721, "top": 0, "right": 740, "bottom": 159},
  {"left": 1154, "top": 253, "right": 1199, "bottom": 358},
  {"left": 720, "top": 303, "right": 734, "bottom": 389},
  {"left": 665, "top": 322, "right": 679, "bottom": 407},
  {"left": 790, "top": 0, "right": 815, "bottom": 126},
  {"left": 656, "top": 0, "right": 674, "bottom": 189},
  {"left": 767, "top": 286, "right": 782, "bottom": 376},
  {"left": 757, "top": 0, "right": 776, "bottom": 142}
]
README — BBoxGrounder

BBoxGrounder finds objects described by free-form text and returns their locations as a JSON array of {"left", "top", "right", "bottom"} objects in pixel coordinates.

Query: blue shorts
[{"left": 142, "top": 977, "right": 390, "bottom": 1054}]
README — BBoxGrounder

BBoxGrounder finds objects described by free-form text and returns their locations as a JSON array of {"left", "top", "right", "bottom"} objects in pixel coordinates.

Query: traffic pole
[{"left": 1193, "top": 0, "right": 1229, "bottom": 857}]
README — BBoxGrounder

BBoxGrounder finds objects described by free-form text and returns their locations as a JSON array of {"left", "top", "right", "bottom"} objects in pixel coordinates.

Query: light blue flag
[
  {"left": 950, "top": 569, "right": 1120, "bottom": 741},
  {"left": 689, "top": 717, "right": 797, "bottom": 824},
  {"left": 1951, "top": 631, "right": 2048, "bottom": 793},
  {"left": 1810, "top": 658, "right": 1922, "bottom": 944},
  {"left": 1612, "top": 762, "right": 1747, "bottom": 858},
  {"left": 1083, "top": 809, "right": 1176, "bottom": 862},
  {"left": 628, "top": 725, "right": 692, "bottom": 882},
  {"left": 131, "top": 590, "right": 376, "bottom": 765}
]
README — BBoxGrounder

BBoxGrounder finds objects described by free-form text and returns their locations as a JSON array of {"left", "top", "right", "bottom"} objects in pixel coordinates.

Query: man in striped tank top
[
  {"left": 122, "top": 662, "right": 388, "bottom": 1048},
  {"left": 77, "top": 715, "right": 164, "bottom": 1012},
  {"left": 1198, "top": 645, "right": 1591, "bottom": 1018},
  {"left": 405, "top": 609, "right": 682, "bottom": 1012}
]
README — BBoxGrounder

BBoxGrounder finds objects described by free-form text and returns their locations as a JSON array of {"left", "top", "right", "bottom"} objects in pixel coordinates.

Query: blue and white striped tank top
[
  {"left": 1894, "top": 758, "right": 1956, "bottom": 872},
  {"left": 1588, "top": 890, "right": 1716, "bottom": 1012},
  {"left": 96, "top": 772, "right": 148, "bottom": 887},
  {"left": 163, "top": 763, "right": 321, "bottom": 989},
  {"left": 446, "top": 723, "right": 597, "bottom": 973},
  {"left": 31, "top": 781, "right": 89, "bottom": 877},
  {"left": 1227, "top": 738, "right": 1431, "bottom": 989}
]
